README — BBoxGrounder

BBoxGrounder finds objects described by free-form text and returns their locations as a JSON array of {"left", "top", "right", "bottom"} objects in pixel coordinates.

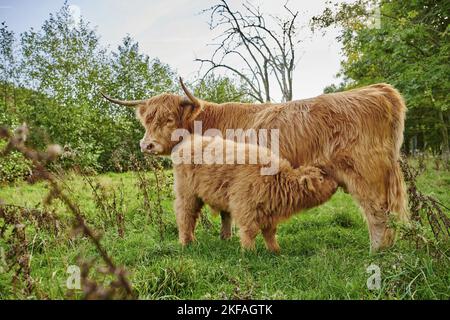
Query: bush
[
  {"left": 0, "top": 141, "right": 31, "bottom": 183},
  {"left": 57, "top": 142, "right": 103, "bottom": 172}
]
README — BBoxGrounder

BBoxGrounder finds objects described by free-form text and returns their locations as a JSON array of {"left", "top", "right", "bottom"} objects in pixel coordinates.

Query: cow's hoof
[{"left": 220, "top": 231, "right": 232, "bottom": 240}]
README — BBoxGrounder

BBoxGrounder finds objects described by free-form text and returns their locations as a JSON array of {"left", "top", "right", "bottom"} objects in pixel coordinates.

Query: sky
[{"left": 0, "top": 0, "right": 349, "bottom": 100}]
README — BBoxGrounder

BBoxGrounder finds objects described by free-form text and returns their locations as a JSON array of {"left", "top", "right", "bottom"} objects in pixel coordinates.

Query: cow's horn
[
  {"left": 101, "top": 92, "right": 147, "bottom": 107},
  {"left": 179, "top": 78, "right": 201, "bottom": 109}
]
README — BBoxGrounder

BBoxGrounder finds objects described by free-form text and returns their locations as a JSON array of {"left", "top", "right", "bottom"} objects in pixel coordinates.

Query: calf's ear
[{"left": 303, "top": 176, "right": 316, "bottom": 192}]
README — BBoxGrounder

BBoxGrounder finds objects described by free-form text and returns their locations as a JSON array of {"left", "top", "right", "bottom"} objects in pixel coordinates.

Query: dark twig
[
  {"left": 399, "top": 156, "right": 450, "bottom": 241},
  {"left": 0, "top": 125, "right": 135, "bottom": 299}
]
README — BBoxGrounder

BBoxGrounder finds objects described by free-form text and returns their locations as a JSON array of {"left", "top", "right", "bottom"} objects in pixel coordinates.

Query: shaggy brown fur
[
  {"left": 173, "top": 135, "right": 338, "bottom": 252},
  {"left": 103, "top": 81, "right": 409, "bottom": 252}
]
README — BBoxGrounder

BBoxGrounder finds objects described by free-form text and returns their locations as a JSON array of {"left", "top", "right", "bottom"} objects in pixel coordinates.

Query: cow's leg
[
  {"left": 357, "top": 197, "right": 395, "bottom": 252},
  {"left": 262, "top": 225, "right": 280, "bottom": 253},
  {"left": 340, "top": 167, "right": 395, "bottom": 252},
  {"left": 220, "top": 211, "right": 232, "bottom": 240},
  {"left": 175, "top": 192, "right": 203, "bottom": 246}
]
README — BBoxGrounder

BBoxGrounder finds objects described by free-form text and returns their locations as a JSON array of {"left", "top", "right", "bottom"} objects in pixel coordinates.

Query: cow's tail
[
  {"left": 387, "top": 163, "right": 409, "bottom": 223},
  {"left": 380, "top": 84, "right": 409, "bottom": 223}
]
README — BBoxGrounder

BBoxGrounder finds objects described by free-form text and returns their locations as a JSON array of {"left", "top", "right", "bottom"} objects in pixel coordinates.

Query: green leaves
[
  {"left": 0, "top": 4, "right": 179, "bottom": 175},
  {"left": 313, "top": 0, "right": 450, "bottom": 154},
  {"left": 0, "top": 141, "right": 31, "bottom": 183},
  {"left": 193, "top": 74, "right": 252, "bottom": 104}
]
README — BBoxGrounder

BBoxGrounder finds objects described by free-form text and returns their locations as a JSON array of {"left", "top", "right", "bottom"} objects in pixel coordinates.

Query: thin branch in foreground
[
  {"left": 399, "top": 156, "right": 450, "bottom": 241},
  {"left": 0, "top": 124, "right": 135, "bottom": 299}
]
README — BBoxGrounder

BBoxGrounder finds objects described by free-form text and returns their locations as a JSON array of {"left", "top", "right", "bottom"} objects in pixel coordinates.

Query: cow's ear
[
  {"left": 180, "top": 97, "right": 203, "bottom": 122},
  {"left": 302, "top": 176, "right": 316, "bottom": 192},
  {"left": 136, "top": 105, "right": 146, "bottom": 118},
  {"left": 135, "top": 105, "right": 150, "bottom": 125}
]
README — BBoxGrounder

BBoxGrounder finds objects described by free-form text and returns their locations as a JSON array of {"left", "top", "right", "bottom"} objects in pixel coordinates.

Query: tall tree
[
  {"left": 312, "top": 0, "right": 450, "bottom": 162},
  {"left": 0, "top": 22, "right": 18, "bottom": 114},
  {"left": 1, "top": 3, "right": 181, "bottom": 172},
  {"left": 18, "top": 3, "right": 111, "bottom": 168},
  {"left": 109, "top": 35, "right": 176, "bottom": 103},
  {"left": 193, "top": 73, "right": 252, "bottom": 103},
  {"left": 197, "top": 0, "right": 302, "bottom": 102},
  {"left": 20, "top": 3, "right": 109, "bottom": 105}
]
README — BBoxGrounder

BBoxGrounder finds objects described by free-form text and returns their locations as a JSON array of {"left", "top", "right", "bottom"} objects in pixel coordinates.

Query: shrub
[{"left": 0, "top": 141, "right": 31, "bottom": 183}]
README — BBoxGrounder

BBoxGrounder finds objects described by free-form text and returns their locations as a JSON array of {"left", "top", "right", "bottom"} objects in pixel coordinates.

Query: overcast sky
[{"left": 0, "top": 0, "right": 350, "bottom": 100}]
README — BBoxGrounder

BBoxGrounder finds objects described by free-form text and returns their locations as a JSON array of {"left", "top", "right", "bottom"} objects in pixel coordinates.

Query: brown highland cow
[
  {"left": 102, "top": 80, "right": 409, "bottom": 252},
  {"left": 172, "top": 134, "right": 338, "bottom": 252}
]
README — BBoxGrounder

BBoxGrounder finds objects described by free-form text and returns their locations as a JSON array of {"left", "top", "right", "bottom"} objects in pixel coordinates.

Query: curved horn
[
  {"left": 179, "top": 78, "right": 201, "bottom": 108},
  {"left": 101, "top": 92, "right": 147, "bottom": 107}
]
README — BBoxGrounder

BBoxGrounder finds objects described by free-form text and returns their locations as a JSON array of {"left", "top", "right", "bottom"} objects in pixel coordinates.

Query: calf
[{"left": 172, "top": 135, "right": 338, "bottom": 252}]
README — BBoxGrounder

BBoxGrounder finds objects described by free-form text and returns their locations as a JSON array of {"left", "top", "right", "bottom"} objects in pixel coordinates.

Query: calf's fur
[{"left": 173, "top": 135, "right": 338, "bottom": 252}]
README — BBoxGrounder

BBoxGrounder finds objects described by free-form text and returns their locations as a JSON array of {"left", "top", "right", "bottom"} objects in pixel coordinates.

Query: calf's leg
[
  {"left": 220, "top": 211, "right": 232, "bottom": 240},
  {"left": 174, "top": 193, "right": 203, "bottom": 246}
]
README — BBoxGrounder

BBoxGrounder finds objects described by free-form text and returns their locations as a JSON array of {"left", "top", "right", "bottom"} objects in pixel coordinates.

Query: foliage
[
  {"left": 193, "top": 74, "right": 253, "bottom": 103},
  {"left": 312, "top": 0, "right": 450, "bottom": 157},
  {"left": 0, "top": 4, "right": 250, "bottom": 179},
  {"left": 0, "top": 125, "right": 135, "bottom": 299},
  {"left": 0, "top": 141, "right": 31, "bottom": 183},
  {"left": 0, "top": 86, "right": 31, "bottom": 183}
]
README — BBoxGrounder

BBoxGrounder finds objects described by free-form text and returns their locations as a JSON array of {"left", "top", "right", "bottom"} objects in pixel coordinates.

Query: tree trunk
[
  {"left": 437, "top": 109, "right": 449, "bottom": 169},
  {"left": 263, "top": 60, "right": 270, "bottom": 102},
  {"left": 12, "top": 83, "right": 17, "bottom": 111},
  {"left": 3, "top": 81, "right": 7, "bottom": 107}
]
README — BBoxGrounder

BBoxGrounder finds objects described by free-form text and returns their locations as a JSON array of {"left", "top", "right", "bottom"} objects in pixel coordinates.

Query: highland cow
[
  {"left": 102, "top": 80, "right": 409, "bottom": 252},
  {"left": 172, "top": 134, "right": 338, "bottom": 252}
]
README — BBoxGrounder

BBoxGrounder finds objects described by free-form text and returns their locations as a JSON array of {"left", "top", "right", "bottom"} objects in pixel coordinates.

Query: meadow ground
[{"left": 0, "top": 160, "right": 449, "bottom": 299}]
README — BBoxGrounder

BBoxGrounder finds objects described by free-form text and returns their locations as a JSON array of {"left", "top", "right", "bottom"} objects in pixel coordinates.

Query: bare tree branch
[
  {"left": 198, "top": 0, "right": 302, "bottom": 102},
  {"left": 196, "top": 58, "right": 264, "bottom": 102}
]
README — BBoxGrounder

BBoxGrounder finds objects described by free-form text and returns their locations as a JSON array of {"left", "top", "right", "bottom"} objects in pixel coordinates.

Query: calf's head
[
  {"left": 298, "top": 166, "right": 338, "bottom": 209},
  {"left": 102, "top": 79, "right": 203, "bottom": 155}
]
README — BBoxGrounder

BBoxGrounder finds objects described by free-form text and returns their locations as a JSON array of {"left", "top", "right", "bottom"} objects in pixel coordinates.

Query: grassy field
[{"left": 0, "top": 161, "right": 449, "bottom": 300}]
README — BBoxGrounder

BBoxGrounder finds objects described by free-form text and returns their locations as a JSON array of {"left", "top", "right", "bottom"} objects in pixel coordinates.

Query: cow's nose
[
  {"left": 147, "top": 143, "right": 155, "bottom": 151},
  {"left": 140, "top": 140, "right": 150, "bottom": 153}
]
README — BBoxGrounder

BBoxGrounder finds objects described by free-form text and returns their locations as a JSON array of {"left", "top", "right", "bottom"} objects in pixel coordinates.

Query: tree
[
  {"left": 20, "top": 4, "right": 110, "bottom": 105},
  {"left": 312, "top": 0, "right": 450, "bottom": 162},
  {"left": 18, "top": 3, "right": 111, "bottom": 169},
  {"left": 197, "top": 0, "right": 302, "bottom": 103},
  {"left": 193, "top": 74, "right": 253, "bottom": 103},
  {"left": 0, "top": 22, "right": 19, "bottom": 115},
  {"left": 109, "top": 35, "right": 177, "bottom": 102},
  {"left": 104, "top": 35, "right": 177, "bottom": 170}
]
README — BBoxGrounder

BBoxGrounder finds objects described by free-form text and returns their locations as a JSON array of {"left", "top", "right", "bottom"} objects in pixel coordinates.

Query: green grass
[{"left": 0, "top": 165, "right": 449, "bottom": 300}]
